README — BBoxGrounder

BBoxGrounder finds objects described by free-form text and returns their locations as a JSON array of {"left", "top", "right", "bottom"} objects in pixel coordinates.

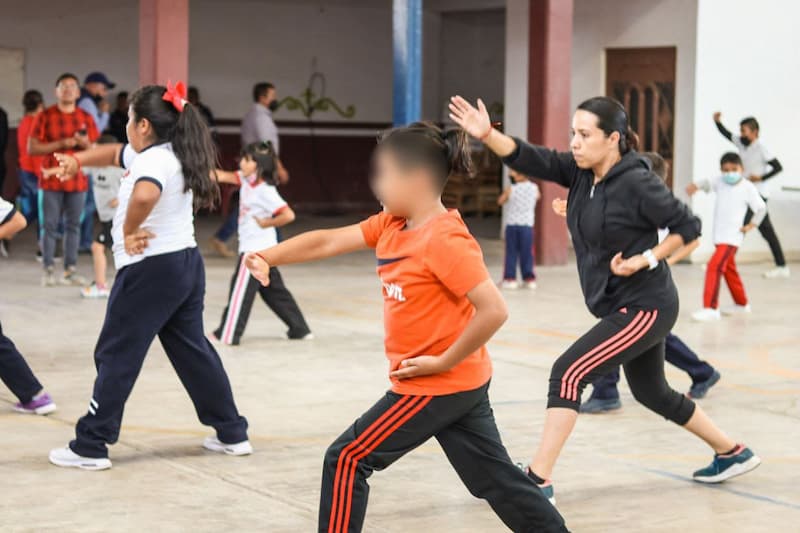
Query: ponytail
[
  {"left": 129, "top": 85, "right": 220, "bottom": 211},
  {"left": 378, "top": 121, "right": 474, "bottom": 189},
  {"left": 577, "top": 96, "right": 638, "bottom": 154},
  {"left": 621, "top": 126, "right": 639, "bottom": 153}
]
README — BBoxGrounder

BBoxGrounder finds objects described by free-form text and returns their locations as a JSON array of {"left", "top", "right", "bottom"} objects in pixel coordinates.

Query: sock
[
  {"left": 526, "top": 468, "right": 546, "bottom": 485},
  {"left": 718, "top": 444, "right": 740, "bottom": 456}
]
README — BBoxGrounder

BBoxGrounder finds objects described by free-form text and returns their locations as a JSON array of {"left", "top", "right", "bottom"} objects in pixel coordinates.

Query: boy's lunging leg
[
  {"left": 722, "top": 254, "right": 748, "bottom": 305},
  {"left": 664, "top": 333, "right": 715, "bottom": 384},
  {"left": 703, "top": 245, "right": 734, "bottom": 309}
]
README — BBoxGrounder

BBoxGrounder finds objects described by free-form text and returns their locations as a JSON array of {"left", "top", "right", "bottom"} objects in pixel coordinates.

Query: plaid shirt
[{"left": 32, "top": 105, "right": 99, "bottom": 192}]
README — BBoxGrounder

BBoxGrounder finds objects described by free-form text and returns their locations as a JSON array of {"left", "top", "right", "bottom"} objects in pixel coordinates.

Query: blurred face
[
  {"left": 569, "top": 109, "right": 620, "bottom": 170},
  {"left": 126, "top": 106, "right": 155, "bottom": 152},
  {"left": 117, "top": 94, "right": 129, "bottom": 109},
  {"left": 371, "top": 149, "right": 432, "bottom": 217},
  {"left": 259, "top": 88, "right": 277, "bottom": 107},
  {"left": 55, "top": 78, "right": 80, "bottom": 105},
  {"left": 740, "top": 124, "right": 758, "bottom": 141},
  {"left": 239, "top": 155, "right": 258, "bottom": 177},
  {"left": 721, "top": 162, "right": 743, "bottom": 174},
  {"left": 85, "top": 81, "right": 108, "bottom": 98}
]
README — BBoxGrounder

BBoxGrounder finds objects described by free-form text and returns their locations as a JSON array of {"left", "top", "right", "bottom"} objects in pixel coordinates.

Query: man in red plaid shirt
[{"left": 30, "top": 73, "right": 99, "bottom": 286}]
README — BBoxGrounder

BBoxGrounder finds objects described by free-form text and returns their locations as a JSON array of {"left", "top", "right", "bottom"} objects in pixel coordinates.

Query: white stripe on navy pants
[
  {"left": 214, "top": 254, "right": 311, "bottom": 345},
  {"left": 71, "top": 248, "right": 248, "bottom": 458}
]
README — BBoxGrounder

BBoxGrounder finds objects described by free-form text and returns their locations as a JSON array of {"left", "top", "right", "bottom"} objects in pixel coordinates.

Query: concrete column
[
  {"left": 392, "top": 0, "right": 422, "bottom": 126},
  {"left": 139, "top": 0, "right": 189, "bottom": 86},
  {"left": 528, "top": 0, "right": 573, "bottom": 265}
]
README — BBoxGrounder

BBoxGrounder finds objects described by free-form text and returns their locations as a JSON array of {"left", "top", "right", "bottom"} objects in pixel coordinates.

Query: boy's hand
[
  {"left": 124, "top": 228, "right": 155, "bottom": 255},
  {"left": 74, "top": 132, "right": 91, "bottom": 149},
  {"left": 748, "top": 174, "right": 762, "bottom": 182},
  {"left": 552, "top": 198, "right": 568, "bottom": 217},
  {"left": 390, "top": 355, "right": 449, "bottom": 380},
  {"left": 245, "top": 252, "right": 271, "bottom": 286},
  {"left": 686, "top": 183, "right": 699, "bottom": 196},
  {"left": 610, "top": 252, "right": 648, "bottom": 277},
  {"left": 713, "top": 111, "right": 722, "bottom": 122},
  {"left": 109, "top": 198, "right": 119, "bottom": 209},
  {"left": 61, "top": 137, "right": 78, "bottom": 150}
]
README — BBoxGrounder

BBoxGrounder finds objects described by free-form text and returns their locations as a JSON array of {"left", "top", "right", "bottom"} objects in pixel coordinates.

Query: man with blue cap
[{"left": 79, "top": 72, "right": 115, "bottom": 132}]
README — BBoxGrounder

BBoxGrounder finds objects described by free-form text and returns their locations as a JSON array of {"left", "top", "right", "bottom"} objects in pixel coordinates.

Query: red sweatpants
[{"left": 704, "top": 244, "right": 748, "bottom": 309}]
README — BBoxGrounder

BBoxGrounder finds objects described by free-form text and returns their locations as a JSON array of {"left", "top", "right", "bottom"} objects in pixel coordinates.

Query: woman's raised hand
[{"left": 449, "top": 96, "right": 492, "bottom": 140}]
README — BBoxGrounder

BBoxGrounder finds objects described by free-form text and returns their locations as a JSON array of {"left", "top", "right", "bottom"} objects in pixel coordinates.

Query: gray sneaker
[
  {"left": 61, "top": 268, "right": 88, "bottom": 286},
  {"left": 42, "top": 267, "right": 57, "bottom": 287}
]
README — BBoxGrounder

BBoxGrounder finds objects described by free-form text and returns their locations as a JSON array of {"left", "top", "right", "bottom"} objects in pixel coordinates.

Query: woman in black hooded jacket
[{"left": 449, "top": 95, "right": 760, "bottom": 503}]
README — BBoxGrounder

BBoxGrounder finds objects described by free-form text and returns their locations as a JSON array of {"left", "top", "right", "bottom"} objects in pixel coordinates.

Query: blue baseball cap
[{"left": 84, "top": 72, "right": 116, "bottom": 89}]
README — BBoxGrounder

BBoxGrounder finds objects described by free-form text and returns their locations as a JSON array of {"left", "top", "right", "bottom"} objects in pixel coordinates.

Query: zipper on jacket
[{"left": 590, "top": 184, "right": 595, "bottom": 198}]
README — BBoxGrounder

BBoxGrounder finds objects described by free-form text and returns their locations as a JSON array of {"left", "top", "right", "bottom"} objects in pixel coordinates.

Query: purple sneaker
[{"left": 14, "top": 392, "right": 57, "bottom": 415}]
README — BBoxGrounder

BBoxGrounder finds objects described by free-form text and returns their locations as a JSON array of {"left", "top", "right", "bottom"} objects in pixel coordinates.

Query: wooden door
[{"left": 606, "top": 47, "right": 676, "bottom": 188}]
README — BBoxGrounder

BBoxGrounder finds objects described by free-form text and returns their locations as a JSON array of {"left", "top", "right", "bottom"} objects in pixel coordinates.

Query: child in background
[
  {"left": 245, "top": 122, "right": 566, "bottom": 532},
  {"left": 0, "top": 197, "right": 57, "bottom": 415},
  {"left": 211, "top": 142, "right": 311, "bottom": 345},
  {"left": 713, "top": 112, "right": 788, "bottom": 278},
  {"left": 82, "top": 134, "right": 124, "bottom": 299},
  {"left": 498, "top": 169, "right": 540, "bottom": 289},
  {"left": 16, "top": 90, "right": 45, "bottom": 230},
  {"left": 688, "top": 152, "right": 766, "bottom": 322},
  {"left": 554, "top": 153, "right": 721, "bottom": 413}
]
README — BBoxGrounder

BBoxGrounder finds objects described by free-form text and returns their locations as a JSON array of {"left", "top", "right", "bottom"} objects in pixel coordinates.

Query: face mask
[
  {"left": 739, "top": 136, "right": 751, "bottom": 147},
  {"left": 722, "top": 171, "right": 742, "bottom": 185},
  {"left": 268, "top": 100, "right": 279, "bottom": 112}
]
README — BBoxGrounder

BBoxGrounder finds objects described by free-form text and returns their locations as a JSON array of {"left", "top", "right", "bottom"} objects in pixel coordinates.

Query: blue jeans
[
  {"left": 588, "top": 332, "right": 716, "bottom": 400},
  {"left": 503, "top": 225, "right": 535, "bottom": 280},
  {"left": 214, "top": 207, "right": 238, "bottom": 242},
  {"left": 79, "top": 179, "right": 96, "bottom": 250},
  {"left": 41, "top": 190, "right": 86, "bottom": 269}
]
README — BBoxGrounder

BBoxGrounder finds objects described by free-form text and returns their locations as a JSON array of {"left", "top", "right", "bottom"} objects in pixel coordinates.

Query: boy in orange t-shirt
[{"left": 246, "top": 122, "right": 567, "bottom": 532}]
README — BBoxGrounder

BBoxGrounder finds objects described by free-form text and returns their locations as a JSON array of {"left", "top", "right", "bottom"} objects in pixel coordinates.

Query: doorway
[{"left": 606, "top": 47, "right": 676, "bottom": 188}]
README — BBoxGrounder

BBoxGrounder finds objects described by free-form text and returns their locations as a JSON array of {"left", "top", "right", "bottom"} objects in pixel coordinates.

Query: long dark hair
[
  {"left": 129, "top": 85, "right": 219, "bottom": 211},
  {"left": 377, "top": 121, "right": 473, "bottom": 190},
  {"left": 577, "top": 96, "right": 639, "bottom": 154},
  {"left": 241, "top": 141, "right": 278, "bottom": 185}
]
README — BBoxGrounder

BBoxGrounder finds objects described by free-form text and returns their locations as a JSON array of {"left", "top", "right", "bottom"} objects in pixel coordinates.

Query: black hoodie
[{"left": 502, "top": 139, "right": 701, "bottom": 318}]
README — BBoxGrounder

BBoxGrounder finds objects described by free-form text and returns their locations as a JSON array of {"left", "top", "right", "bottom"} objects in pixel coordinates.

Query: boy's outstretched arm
[
  {"left": 712, "top": 112, "right": 733, "bottom": 142},
  {"left": 246, "top": 224, "right": 369, "bottom": 285},
  {"left": 391, "top": 279, "right": 508, "bottom": 379}
]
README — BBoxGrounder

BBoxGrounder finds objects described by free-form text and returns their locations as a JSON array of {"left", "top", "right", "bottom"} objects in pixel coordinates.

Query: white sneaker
[
  {"left": 763, "top": 266, "right": 790, "bottom": 279},
  {"left": 692, "top": 308, "right": 722, "bottom": 322},
  {"left": 721, "top": 304, "right": 752, "bottom": 316},
  {"left": 501, "top": 280, "right": 519, "bottom": 290},
  {"left": 81, "top": 283, "right": 110, "bottom": 299},
  {"left": 61, "top": 268, "right": 88, "bottom": 286},
  {"left": 41, "top": 268, "right": 57, "bottom": 287},
  {"left": 524, "top": 280, "right": 538, "bottom": 289},
  {"left": 202, "top": 436, "right": 253, "bottom": 456},
  {"left": 49, "top": 446, "right": 112, "bottom": 470}
]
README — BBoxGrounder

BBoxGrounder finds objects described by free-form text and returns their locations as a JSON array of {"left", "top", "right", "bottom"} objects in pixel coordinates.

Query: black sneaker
[
  {"left": 579, "top": 397, "right": 622, "bottom": 414},
  {"left": 688, "top": 370, "right": 721, "bottom": 399}
]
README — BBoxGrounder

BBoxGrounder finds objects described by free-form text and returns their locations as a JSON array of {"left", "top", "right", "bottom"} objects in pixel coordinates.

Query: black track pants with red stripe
[
  {"left": 547, "top": 300, "right": 695, "bottom": 425},
  {"left": 319, "top": 382, "right": 568, "bottom": 533}
]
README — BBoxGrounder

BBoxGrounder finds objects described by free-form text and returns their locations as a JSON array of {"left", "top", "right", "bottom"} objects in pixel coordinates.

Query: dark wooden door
[{"left": 606, "top": 47, "right": 676, "bottom": 188}]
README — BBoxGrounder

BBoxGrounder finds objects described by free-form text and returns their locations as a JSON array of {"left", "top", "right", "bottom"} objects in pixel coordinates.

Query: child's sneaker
[
  {"left": 49, "top": 446, "right": 112, "bottom": 471},
  {"left": 202, "top": 436, "right": 253, "bottom": 456},
  {"left": 520, "top": 465, "right": 556, "bottom": 506},
  {"left": 692, "top": 308, "right": 721, "bottom": 322},
  {"left": 81, "top": 283, "right": 110, "bottom": 299},
  {"left": 693, "top": 444, "right": 760, "bottom": 483},
  {"left": 14, "top": 392, "right": 57, "bottom": 415},
  {"left": 501, "top": 280, "right": 519, "bottom": 290},
  {"left": 524, "top": 279, "right": 538, "bottom": 289},
  {"left": 688, "top": 370, "right": 721, "bottom": 399},
  {"left": 579, "top": 396, "right": 622, "bottom": 414},
  {"left": 288, "top": 331, "right": 314, "bottom": 341},
  {"left": 41, "top": 267, "right": 57, "bottom": 287},
  {"left": 763, "top": 266, "right": 790, "bottom": 279},
  {"left": 721, "top": 304, "right": 751, "bottom": 315},
  {"left": 61, "top": 268, "right": 88, "bottom": 286}
]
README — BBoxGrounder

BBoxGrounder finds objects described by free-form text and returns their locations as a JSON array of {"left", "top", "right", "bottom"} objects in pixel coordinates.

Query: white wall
[
  {"left": 691, "top": 0, "right": 800, "bottom": 261},
  {"left": 570, "top": 0, "right": 698, "bottom": 199},
  {"left": 0, "top": 0, "right": 139, "bottom": 124}
]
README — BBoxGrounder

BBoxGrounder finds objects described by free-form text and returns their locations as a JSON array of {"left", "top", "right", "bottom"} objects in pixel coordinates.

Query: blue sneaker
[
  {"left": 579, "top": 397, "right": 622, "bottom": 414},
  {"left": 519, "top": 464, "right": 557, "bottom": 506},
  {"left": 693, "top": 444, "right": 761, "bottom": 483},
  {"left": 688, "top": 370, "right": 721, "bottom": 399}
]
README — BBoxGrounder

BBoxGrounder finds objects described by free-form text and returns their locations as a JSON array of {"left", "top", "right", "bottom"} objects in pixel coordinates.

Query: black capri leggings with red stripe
[{"left": 548, "top": 301, "right": 695, "bottom": 425}]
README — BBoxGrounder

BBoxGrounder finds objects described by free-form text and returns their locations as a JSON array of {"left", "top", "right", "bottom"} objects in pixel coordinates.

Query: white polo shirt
[
  {"left": 237, "top": 177, "right": 288, "bottom": 253},
  {"left": 698, "top": 176, "right": 767, "bottom": 247},
  {"left": 113, "top": 143, "right": 197, "bottom": 269},
  {"left": 732, "top": 137, "right": 775, "bottom": 197}
]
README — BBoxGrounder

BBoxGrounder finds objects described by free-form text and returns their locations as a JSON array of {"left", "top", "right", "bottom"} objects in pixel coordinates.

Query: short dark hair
[
  {"left": 252, "top": 82, "right": 275, "bottom": 102},
  {"left": 642, "top": 152, "right": 667, "bottom": 181},
  {"left": 55, "top": 73, "right": 79, "bottom": 86},
  {"left": 720, "top": 152, "right": 743, "bottom": 167},
  {"left": 22, "top": 90, "right": 44, "bottom": 112},
  {"left": 187, "top": 86, "right": 199, "bottom": 98},
  {"left": 740, "top": 117, "right": 759, "bottom": 131}
]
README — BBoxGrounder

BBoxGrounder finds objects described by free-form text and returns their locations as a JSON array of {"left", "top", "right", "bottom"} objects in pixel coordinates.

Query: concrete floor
[{"left": 0, "top": 216, "right": 798, "bottom": 532}]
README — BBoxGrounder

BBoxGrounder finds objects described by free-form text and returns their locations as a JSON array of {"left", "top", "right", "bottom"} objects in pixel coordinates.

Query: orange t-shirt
[{"left": 360, "top": 209, "right": 493, "bottom": 396}]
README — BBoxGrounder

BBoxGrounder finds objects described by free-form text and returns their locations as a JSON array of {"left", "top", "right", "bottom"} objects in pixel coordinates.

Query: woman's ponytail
[{"left": 621, "top": 126, "right": 640, "bottom": 153}]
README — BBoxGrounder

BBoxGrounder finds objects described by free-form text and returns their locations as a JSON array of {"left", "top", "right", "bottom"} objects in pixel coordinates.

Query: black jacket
[{"left": 503, "top": 139, "right": 702, "bottom": 318}]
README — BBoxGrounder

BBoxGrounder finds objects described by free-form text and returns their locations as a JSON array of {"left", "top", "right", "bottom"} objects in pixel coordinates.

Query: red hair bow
[{"left": 163, "top": 80, "right": 188, "bottom": 112}]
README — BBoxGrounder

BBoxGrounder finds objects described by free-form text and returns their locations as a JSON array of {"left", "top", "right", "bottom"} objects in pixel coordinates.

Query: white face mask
[{"left": 722, "top": 171, "right": 743, "bottom": 185}]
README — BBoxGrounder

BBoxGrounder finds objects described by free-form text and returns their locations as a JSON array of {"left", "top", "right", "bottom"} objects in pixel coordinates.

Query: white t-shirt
[
  {"left": 85, "top": 166, "right": 123, "bottom": 222},
  {"left": 113, "top": 143, "right": 197, "bottom": 268},
  {"left": 237, "top": 175, "right": 288, "bottom": 253},
  {"left": 505, "top": 180, "right": 540, "bottom": 226},
  {"left": 732, "top": 137, "right": 775, "bottom": 197},
  {"left": 698, "top": 176, "right": 767, "bottom": 247}
]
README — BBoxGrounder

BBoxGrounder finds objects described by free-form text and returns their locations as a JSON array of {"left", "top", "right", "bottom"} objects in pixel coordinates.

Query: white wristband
[{"left": 643, "top": 249, "right": 658, "bottom": 270}]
